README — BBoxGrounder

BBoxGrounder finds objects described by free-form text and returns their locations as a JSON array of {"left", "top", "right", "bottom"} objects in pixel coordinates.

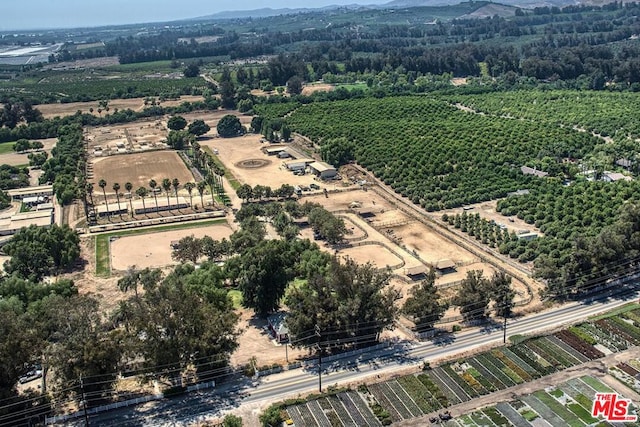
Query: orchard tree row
[{"left": 284, "top": 96, "right": 599, "bottom": 210}]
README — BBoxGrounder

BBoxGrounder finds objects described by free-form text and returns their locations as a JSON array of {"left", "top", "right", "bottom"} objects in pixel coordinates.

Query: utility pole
[
  {"left": 503, "top": 314, "right": 508, "bottom": 344},
  {"left": 285, "top": 340, "right": 289, "bottom": 364},
  {"left": 315, "top": 324, "right": 322, "bottom": 393},
  {"left": 80, "top": 375, "right": 90, "bottom": 427}
]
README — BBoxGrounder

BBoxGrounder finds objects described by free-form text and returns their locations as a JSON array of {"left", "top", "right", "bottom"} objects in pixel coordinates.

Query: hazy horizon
[{"left": 2, "top": 0, "right": 388, "bottom": 31}]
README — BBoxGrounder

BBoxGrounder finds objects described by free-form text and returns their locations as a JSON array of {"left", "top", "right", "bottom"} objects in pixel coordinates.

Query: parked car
[
  {"left": 19, "top": 369, "right": 42, "bottom": 384},
  {"left": 310, "top": 183, "right": 320, "bottom": 190}
]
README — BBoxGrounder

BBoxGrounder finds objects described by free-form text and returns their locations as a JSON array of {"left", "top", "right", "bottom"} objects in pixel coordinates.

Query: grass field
[
  {"left": 0, "top": 142, "right": 15, "bottom": 155},
  {"left": 94, "top": 219, "right": 226, "bottom": 277}
]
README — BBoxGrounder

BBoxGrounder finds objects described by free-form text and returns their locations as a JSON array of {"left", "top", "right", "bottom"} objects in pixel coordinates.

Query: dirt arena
[
  {"left": 36, "top": 95, "right": 205, "bottom": 119},
  {"left": 0, "top": 138, "right": 57, "bottom": 166},
  {"left": 85, "top": 119, "right": 168, "bottom": 153},
  {"left": 200, "top": 134, "right": 338, "bottom": 190},
  {"left": 302, "top": 189, "right": 479, "bottom": 267},
  {"left": 110, "top": 222, "right": 233, "bottom": 271},
  {"left": 91, "top": 151, "right": 195, "bottom": 193}
]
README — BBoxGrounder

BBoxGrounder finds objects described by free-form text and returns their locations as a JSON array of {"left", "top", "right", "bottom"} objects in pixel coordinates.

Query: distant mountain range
[{"left": 196, "top": 0, "right": 587, "bottom": 20}]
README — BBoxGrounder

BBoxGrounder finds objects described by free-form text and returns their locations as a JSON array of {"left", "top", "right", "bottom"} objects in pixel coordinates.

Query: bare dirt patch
[
  {"left": 36, "top": 95, "right": 205, "bottom": 119},
  {"left": 0, "top": 138, "right": 57, "bottom": 166},
  {"left": 231, "top": 310, "right": 310, "bottom": 367},
  {"left": 301, "top": 83, "right": 335, "bottom": 96},
  {"left": 110, "top": 223, "right": 233, "bottom": 271},
  {"left": 200, "top": 134, "right": 335, "bottom": 190},
  {"left": 91, "top": 151, "right": 195, "bottom": 193}
]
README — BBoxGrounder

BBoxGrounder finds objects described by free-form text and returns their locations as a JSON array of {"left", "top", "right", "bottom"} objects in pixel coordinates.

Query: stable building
[
  {"left": 131, "top": 196, "right": 189, "bottom": 215},
  {"left": 0, "top": 209, "right": 54, "bottom": 236},
  {"left": 8, "top": 185, "right": 54, "bottom": 201},
  {"left": 309, "top": 161, "right": 337, "bottom": 179},
  {"left": 94, "top": 202, "right": 129, "bottom": 218},
  {"left": 263, "top": 146, "right": 288, "bottom": 156},
  {"left": 435, "top": 259, "right": 456, "bottom": 273},
  {"left": 284, "top": 159, "right": 315, "bottom": 172}
]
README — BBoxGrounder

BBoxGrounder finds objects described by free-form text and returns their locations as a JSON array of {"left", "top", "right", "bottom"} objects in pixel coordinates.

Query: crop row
[
  {"left": 452, "top": 376, "right": 618, "bottom": 427},
  {"left": 284, "top": 96, "right": 599, "bottom": 211},
  {"left": 283, "top": 306, "right": 640, "bottom": 426}
]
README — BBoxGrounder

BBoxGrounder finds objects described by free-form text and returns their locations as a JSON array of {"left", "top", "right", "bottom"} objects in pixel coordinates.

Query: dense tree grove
[
  {"left": 452, "top": 270, "right": 516, "bottom": 323},
  {"left": 285, "top": 257, "right": 398, "bottom": 349},
  {"left": 3, "top": 225, "right": 81, "bottom": 282},
  {"left": 402, "top": 270, "right": 448, "bottom": 332},
  {"left": 217, "top": 114, "right": 243, "bottom": 138},
  {"left": 285, "top": 97, "right": 598, "bottom": 210}
]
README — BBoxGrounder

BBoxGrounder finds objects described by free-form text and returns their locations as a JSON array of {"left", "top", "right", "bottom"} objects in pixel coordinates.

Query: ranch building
[
  {"left": 309, "top": 161, "right": 337, "bottom": 179},
  {"left": 8, "top": 185, "right": 54, "bottom": 201},
  {"left": 95, "top": 202, "right": 129, "bottom": 218},
  {"left": 0, "top": 209, "right": 54, "bottom": 236},
  {"left": 132, "top": 196, "right": 190, "bottom": 215},
  {"left": 263, "top": 146, "right": 288, "bottom": 156}
]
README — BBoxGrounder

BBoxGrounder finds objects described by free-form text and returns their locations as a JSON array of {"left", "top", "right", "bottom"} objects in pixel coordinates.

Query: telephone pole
[
  {"left": 315, "top": 324, "right": 322, "bottom": 393},
  {"left": 80, "top": 375, "right": 90, "bottom": 426},
  {"left": 503, "top": 314, "right": 508, "bottom": 344}
]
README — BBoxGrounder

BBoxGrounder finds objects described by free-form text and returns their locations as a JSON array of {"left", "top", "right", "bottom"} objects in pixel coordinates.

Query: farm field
[
  {"left": 35, "top": 95, "right": 205, "bottom": 118},
  {"left": 445, "top": 375, "right": 635, "bottom": 427},
  {"left": 110, "top": 222, "right": 233, "bottom": 271},
  {"left": 91, "top": 151, "right": 194, "bottom": 193},
  {"left": 284, "top": 303, "right": 640, "bottom": 426}
]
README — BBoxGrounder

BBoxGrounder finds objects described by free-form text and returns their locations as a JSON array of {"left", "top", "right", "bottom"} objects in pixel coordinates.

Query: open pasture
[
  {"left": 109, "top": 222, "right": 233, "bottom": 271},
  {"left": 91, "top": 151, "right": 194, "bottom": 194}
]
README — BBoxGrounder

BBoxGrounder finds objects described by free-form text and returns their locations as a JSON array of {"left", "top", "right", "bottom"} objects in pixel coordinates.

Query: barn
[{"left": 309, "top": 161, "right": 337, "bottom": 179}]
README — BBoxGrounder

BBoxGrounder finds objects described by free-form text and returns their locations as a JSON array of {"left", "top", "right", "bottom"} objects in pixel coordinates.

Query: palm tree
[
  {"left": 172, "top": 178, "right": 180, "bottom": 205},
  {"left": 184, "top": 182, "right": 195, "bottom": 208},
  {"left": 197, "top": 181, "right": 206, "bottom": 209},
  {"left": 206, "top": 174, "right": 216, "bottom": 207},
  {"left": 125, "top": 182, "right": 133, "bottom": 215},
  {"left": 162, "top": 178, "right": 172, "bottom": 208},
  {"left": 136, "top": 187, "right": 148, "bottom": 216},
  {"left": 149, "top": 179, "right": 159, "bottom": 213},
  {"left": 98, "top": 179, "right": 109, "bottom": 216},
  {"left": 112, "top": 182, "right": 121, "bottom": 216}
]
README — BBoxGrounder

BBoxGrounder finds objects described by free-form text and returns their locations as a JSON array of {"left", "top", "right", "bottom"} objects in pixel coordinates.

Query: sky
[{"left": 2, "top": 0, "right": 387, "bottom": 31}]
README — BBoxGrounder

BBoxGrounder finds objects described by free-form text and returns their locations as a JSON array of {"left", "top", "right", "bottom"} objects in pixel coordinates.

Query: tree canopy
[
  {"left": 3, "top": 224, "right": 80, "bottom": 282},
  {"left": 217, "top": 114, "right": 243, "bottom": 138},
  {"left": 286, "top": 257, "right": 397, "bottom": 349}
]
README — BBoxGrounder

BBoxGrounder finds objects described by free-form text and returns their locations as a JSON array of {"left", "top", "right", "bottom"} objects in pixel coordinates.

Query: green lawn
[
  {"left": 0, "top": 141, "right": 15, "bottom": 155},
  {"left": 94, "top": 219, "right": 226, "bottom": 277}
]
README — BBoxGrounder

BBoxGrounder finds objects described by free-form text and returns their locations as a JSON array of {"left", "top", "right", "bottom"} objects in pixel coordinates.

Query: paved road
[{"left": 70, "top": 286, "right": 639, "bottom": 426}]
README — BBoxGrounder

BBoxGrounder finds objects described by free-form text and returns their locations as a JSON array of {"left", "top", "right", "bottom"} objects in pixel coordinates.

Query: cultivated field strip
[{"left": 284, "top": 306, "right": 640, "bottom": 426}]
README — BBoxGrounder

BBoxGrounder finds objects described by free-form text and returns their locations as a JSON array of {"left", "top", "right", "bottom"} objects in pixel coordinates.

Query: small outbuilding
[
  {"left": 405, "top": 265, "right": 429, "bottom": 279},
  {"left": 435, "top": 259, "right": 456, "bottom": 272},
  {"left": 309, "top": 161, "right": 337, "bottom": 179},
  {"left": 267, "top": 313, "right": 289, "bottom": 344}
]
